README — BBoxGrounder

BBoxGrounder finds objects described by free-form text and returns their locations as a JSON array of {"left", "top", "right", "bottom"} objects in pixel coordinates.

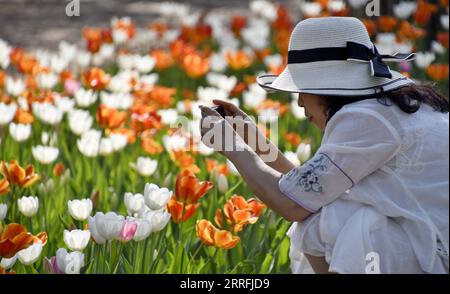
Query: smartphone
[{"left": 202, "top": 105, "right": 225, "bottom": 118}]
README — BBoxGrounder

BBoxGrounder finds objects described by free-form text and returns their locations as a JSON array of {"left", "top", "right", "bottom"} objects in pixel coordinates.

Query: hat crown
[{"left": 289, "top": 17, "right": 372, "bottom": 51}]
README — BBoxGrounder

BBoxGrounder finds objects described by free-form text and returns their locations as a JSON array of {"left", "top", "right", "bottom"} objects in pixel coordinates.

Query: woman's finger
[{"left": 213, "top": 99, "right": 247, "bottom": 118}]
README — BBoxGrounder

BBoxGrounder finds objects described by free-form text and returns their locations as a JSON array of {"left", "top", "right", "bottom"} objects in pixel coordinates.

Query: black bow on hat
[{"left": 287, "top": 41, "right": 416, "bottom": 79}]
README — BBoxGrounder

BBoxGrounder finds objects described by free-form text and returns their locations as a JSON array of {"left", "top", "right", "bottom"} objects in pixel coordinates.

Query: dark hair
[{"left": 323, "top": 84, "right": 449, "bottom": 123}]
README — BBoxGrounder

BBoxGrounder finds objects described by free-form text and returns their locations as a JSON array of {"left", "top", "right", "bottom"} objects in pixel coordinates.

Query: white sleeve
[{"left": 278, "top": 108, "right": 402, "bottom": 213}]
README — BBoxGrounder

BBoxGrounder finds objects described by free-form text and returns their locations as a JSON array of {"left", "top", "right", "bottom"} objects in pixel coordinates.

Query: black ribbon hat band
[{"left": 287, "top": 41, "right": 416, "bottom": 79}]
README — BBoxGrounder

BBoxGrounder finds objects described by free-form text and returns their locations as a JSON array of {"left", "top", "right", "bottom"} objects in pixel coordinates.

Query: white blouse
[{"left": 279, "top": 99, "right": 449, "bottom": 274}]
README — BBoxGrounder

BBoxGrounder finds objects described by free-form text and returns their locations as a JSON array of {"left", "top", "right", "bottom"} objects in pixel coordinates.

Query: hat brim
[{"left": 257, "top": 61, "right": 415, "bottom": 96}]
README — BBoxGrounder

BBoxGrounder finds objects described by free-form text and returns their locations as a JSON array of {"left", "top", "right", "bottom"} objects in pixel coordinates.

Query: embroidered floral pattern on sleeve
[{"left": 284, "top": 154, "right": 329, "bottom": 193}]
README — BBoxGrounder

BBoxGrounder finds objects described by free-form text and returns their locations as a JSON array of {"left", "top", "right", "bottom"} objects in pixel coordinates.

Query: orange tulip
[
  {"left": 216, "top": 195, "right": 265, "bottom": 233},
  {"left": 182, "top": 52, "right": 210, "bottom": 78},
  {"left": 130, "top": 110, "right": 162, "bottom": 133},
  {"left": 0, "top": 223, "right": 46, "bottom": 258},
  {"left": 397, "top": 21, "right": 426, "bottom": 42},
  {"left": 83, "top": 27, "right": 103, "bottom": 53},
  {"left": 196, "top": 219, "right": 240, "bottom": 249},
  {"left": 149, "top": 86, "right": 176, "bottom": 108},
  {"left": 174, "top": 169, "right": 213, "bottom": 204},
  {"left": 225, "top": 50, "right": 253, "bottom": 71},
  {"left": 205, "top": 159, "right": 228, "bottom": 176},
  {"left": 170, "top": 151, "right": 201, "bottom": 174},
  {"left": 413, "top": 0, "right": 437, "bottom": 26},
  {"left": 0, "top": 160, "right": 40, "bottom": 188},
  {"left": 166, "top": 197, "right": 199, "bottom": 223},
  {"left": 52, "top": 163, "right": 65, "bottom": 177},
  {"left": 274, "top": 28, "right": 291, "bottom": 55},
  {"left": 141, "top": 133, "right": 164, "bottom": 155},
  {"left": 272, "top": 5, "right": 293, "bottom": 31},
  {"left": 231, "top": 15, "right": 247, "bottom": 36},
  {"left": 378, "top": 16, "right": 398, "bottom": 33},
  {"left": 82, "top": 67, "right": 110, "bottom": 91},
  {"left": 437, "top": 32, "right": 449, "bottom": 49},
  {"left": 108, "top": 128, "right": 137, "bottom": 144},
  {"left": 14, "top": 108, "right": 34, "bottom": 124},
  {"left": 0, "top": 70, "right": 5, "bottom": 88},
  {"left": 113, "top": 18, "right": 136, "bottom": 39},
  {"left": 284, "top": 132, "right": 301, "bottom": 148},
  {"left": 0, "top": 179, "right": 9, "bottom": 196},
  {"left": 362, "top": 19, "right": 377, "bottom": 38},
  {"left": 96, "top": 104, "right": 127, "bottom": 129},
  {"left": 151, "top": 50, "right": 174, "bottom": 70},
  {"left": 427, "top": 64, "right": 449, "bottom": 81}
]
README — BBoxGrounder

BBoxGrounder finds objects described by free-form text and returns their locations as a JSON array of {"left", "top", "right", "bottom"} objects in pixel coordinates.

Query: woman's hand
[{"left": 199, "top": 105, "right": 247, "bottom": 155}]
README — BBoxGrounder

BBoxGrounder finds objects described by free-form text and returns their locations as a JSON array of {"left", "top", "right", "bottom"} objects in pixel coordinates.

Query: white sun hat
[{"left": 257, "top": 17, "right": 416, "bottom": 96}]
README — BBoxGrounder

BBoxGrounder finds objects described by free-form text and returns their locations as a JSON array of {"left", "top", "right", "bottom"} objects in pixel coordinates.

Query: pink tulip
[
  {"left": 64, "top": 79, "right": 81, "bottom": 96},
  {"left": 44, "top": 256, "right": 63, "bottom": 274},
  {"left": 118, "top": 220, "right": 138, "bottom": 242}
]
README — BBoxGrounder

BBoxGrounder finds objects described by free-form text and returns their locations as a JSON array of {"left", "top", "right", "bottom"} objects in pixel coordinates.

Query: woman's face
[{"left": 297, "top": 93, "right": 328, "bottom": 131}]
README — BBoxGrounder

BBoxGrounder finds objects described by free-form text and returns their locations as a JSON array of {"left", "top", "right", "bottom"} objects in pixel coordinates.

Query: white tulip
[
  {"left": 75, "top": 50, "right": 91, "bottom": 68},
  {"left": 157, "top": 109, "right": 178, "bottom": 126},
  {"left": 143, "top": 209, "right": 171, "bottom": 232},
  {"left": 68, "top": 109, "right": 93, "bottom": 136},
  {"left": 98, "top": 43, "right": 115, "bottom": 60},
  {"left": 284, "top": 151, "right": 300, "bottom": 166},
  {"left": 210, "top": 52, "right": 227, "bottom": 72},
  {"left": 130, "top": 157, "right": 158, "bottom": 177},
  {"left": 296, "top": 143, "right": 312, "bottom": 163},
  {"left": 99, "top": 137, "right": 114, "bottom": 155},
  {"left": 54, "top": 95, "right": 75, "bottom": 113},
  {"left": 18, "top": 196, "right": 39, "bottom": 217},
  {"left": 113, "top": 29, "right": 128, "bottom": 45},
  {"left": 144, "top": 183, "right": 172, "bottom": 211},
  {"left": 217, "top": 174, "right": 229, "bottom": 194},
  {"left": 77, "top": 129, "right": 101, "bottom": 157},
  {"left": 431, "top": 41, "right": 446, "bottom": 55},
  {"left": 110, "top": 134, "right": 128, "bottom": 151},
  {"left": 9, "top": 123, "right": 31, "bottom": 142},
  {"left": 291, "top": 99, "right": 307, "bottom": 120},
  {"left": 89, "top": 212, "right": 124, "bottom": 242},
  {"left": 74, "top": 88, "right": 97, "bottom": 108},
  {"left": 5, "top": 77, "right": 25, "bottom": 97},
  {"left": 37, "top": 72, "right": 58, "bottom": 89},
  {"left": 0, "top": 39, "right": 11, "bottom": 69},
  {"left": 32, "top": 102, "right": 63, "bottom": 125},
  {"left": 59, "top": 41, "right": 77, "bottom": 61},
  {"left": 68, "top": 198, "right": 93, "bottom": 221},
  {"left": 100, "top": 92, "right": 132, "bottom": 110},
  {"left": 441, "top": 14, "right": 449, "bottom": 31},
  {"left": 127, "top": 217, "right": 152, "bottom": 242},
  {"left": 393, "top": 1, "right": 417, "bottom": 19},
  {"left": 415, "top": 52, "right": 436, "bottom": 69},
  {"left": 227, "top": 159, "right": 240, "bottom": 176},
  {"left": 56, "top": 248, "right": 85, "bottom": 274},
  {"left": 0, "top": 254, "right": 17, "bottom": 270},
  {"left": 197, "top": 86, "right": 228, "bottom": 106},
  {"left": 64, "top": 229, "right": 91, "bottom": 251},
  {"left": 300, "top": 1, "right": 322, "bottom": 17},
  {"left": 163, "top": 133, "right": 189, "bottom": 152},
  {"left": 118, "top": 54, "right": 135, "bottom": 70},
  {"left": 206, "top": 73, "right": 237, "bottom": 93},
  {"left": 32, "top": 145, "right": 59, "bottom": 164},
  {"left": 124, "top": 192, "right": 145, "bottom": 215},
  {"left": 140, "top": 73, "right": 159, "bottom": 86},
  {"left": 243, "top": 83, "right": 266, "bottom": 109},
  {"left": 17, "top": 241, "right": 43, "bottom": 265},
  {"left": 328, "top": 0, "right": 346, "bottom": 13},
  {"left": 135, "top": 55, "right": 156, "bottom": 73},
  {"left": 0, "top": 102, "right": 17, "bottom": 125},
  {"left": 0, "top": 203, "right": 7, "bottom": 221},
  {"left": 250, "top": 0, "right": 277, "bottom": 21}
]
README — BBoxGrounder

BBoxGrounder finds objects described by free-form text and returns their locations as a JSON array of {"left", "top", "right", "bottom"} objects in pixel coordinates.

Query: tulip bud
[
  {"left": 143, "top": 183, "right": 172, "bottom": 211},
  {"left": 0, "top": 203, "right": 7, "bottom": 221},
  {"left": 217, "top": 174, "right": 229, "bottom": 194},
  {"left": 68, "top": 198, "right": 93, "bottom": 221},
  {"left": 296, "top": 143, "right": 311, "bottom": 163},
  {"left": 124, "top": 192, "right": 145, "bottom": 215},
  {"left": 17, "top": 196, "right": 39, "bottom": 217},
  {"left": 64, "top": 229, "right": 91, "bottom": 251},
  {"left": 55, "top": 248, "right": 85, "bottom": 274}
]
